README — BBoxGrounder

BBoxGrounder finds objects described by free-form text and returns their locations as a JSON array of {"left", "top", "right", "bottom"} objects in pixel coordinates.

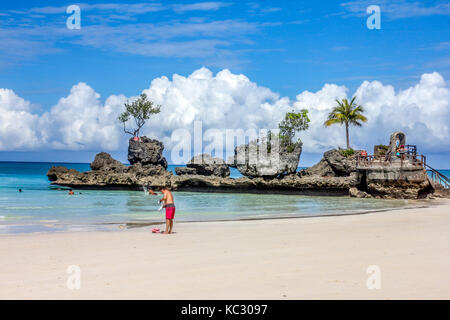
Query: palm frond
[{"left": 323, "top": 95, "right": 367, "bottom": 127}]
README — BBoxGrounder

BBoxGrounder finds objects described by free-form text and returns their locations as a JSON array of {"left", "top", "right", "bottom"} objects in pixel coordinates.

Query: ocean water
[{"left": 1, "top": 161, "right": 441, "bottom": 234}]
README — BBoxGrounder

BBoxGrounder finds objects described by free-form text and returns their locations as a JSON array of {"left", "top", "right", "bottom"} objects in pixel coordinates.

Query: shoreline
[
  {"left": 1, "top": 199, "right": 449, "bottom": 299},
  {"left": 0, "top": 197, "right": 434, "bottom": 236},
  {"left": 124, "top": 199, "right": 431, "bottom": 229}
]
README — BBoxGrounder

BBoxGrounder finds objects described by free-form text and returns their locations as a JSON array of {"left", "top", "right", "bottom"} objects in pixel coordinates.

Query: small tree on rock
[
  {"left": 278, "top": 109, "right": 310, "bottom": 151},
  {"left": 118, "top": 93, "right": 161, "bottom": 137}
]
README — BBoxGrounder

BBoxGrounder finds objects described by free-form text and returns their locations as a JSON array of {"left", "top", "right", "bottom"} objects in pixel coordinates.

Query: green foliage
[
  {"left": 324, "top": 96, "right": 367, "bottom": 127},
  {"left": 286, "top": 144, "right": 297, "bottom": 153},
  {"left": 278, "top": 109, "right": 310, "bottom": 150},
  {"left": 323, "top": 96, "right": 367, "bottom": 149},
  {"left": 339, "top": 148, "right": 355, "bottom": 157},
  {"left": 118, "top": 93, "right": 161, "bottom": 137},
  {"left": 375, "top": 144, "right": 389, "bottom": 150},
  {"left": 374, "top": 144, "right": 389, "bottom": 156}
]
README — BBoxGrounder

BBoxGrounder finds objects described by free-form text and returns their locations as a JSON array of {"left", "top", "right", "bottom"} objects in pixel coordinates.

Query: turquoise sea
[{"left": 2, "top": 162, "right": 445, "bottom": 234}]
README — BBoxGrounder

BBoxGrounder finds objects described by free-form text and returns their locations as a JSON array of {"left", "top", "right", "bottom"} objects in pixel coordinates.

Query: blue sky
[{"left": 0, "top": 0, "right": 449, "bottom": 167}]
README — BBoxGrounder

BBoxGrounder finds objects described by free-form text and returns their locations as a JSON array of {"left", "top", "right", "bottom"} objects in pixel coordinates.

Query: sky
[{"left": 0, "top": 0, "right": 449, "bottom": 168}]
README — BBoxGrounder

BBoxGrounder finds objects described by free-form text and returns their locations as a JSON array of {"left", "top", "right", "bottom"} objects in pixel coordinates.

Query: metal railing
[
  {"left": 425, "top": 165, "right": 449, "bottom": 189},
  {"left": 356, "top": 152, "right": 448, "bottom": 189},
  {"left": 356, "top": 152, "right": 426, "bottom": 167}
]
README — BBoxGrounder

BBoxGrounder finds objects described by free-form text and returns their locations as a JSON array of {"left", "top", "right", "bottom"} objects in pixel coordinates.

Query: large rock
[
  {"left": 47, "top": 144, "right": 171, "bottom": 190},
  {"left": 47, "top": 163, "right": 355, "bottom": 195},
  {"left": 300, "top": 149, "right": 360, "bottom": 177},
  {"left": 355, "top": 164, "right": 433, "bottom": 199},
  {"left": 46, "top": 137, "right": 435, "bottom": 199},
  {"left": 299, "top": 158, "right": 335, "bottom": 177},
  {"left": 230, "top": 139, "right": 302, "bottom": 178},
  {"left": 323, "top": 149, "right": 361, "bottom": 176},
  {"left": 47, "top": 166, "right": 81, "bottom": 182},
  {"left": 127, "top": 163, "right": 168, "bottom": 178},
  {"left": 90, "top": 152, "right": 126, "bottom": 172},
  {"left": 175, "top": 154, "right": 230, "bottom": 177},
  {"left": 171, "top": 173, "right": 356, "bottom": 195},
  {"left": 47, "top": 163, "right": 171, "bottom": 190},
  {"left": 128, "top": 136, "right": 168, "bottom": 169}
]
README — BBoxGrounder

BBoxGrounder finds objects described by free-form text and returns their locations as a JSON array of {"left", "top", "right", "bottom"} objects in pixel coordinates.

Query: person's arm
[
  {"left": 148, "top": 189, "right": 157, "bottom": 195},
  {"left": 159, "top": 192, "right": 167, "bottom": 204}
]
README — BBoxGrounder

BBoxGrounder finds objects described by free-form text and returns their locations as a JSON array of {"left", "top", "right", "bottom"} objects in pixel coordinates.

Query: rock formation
[
  {"left": 46, "top": 133, "right": 439, "bottom": 199},
  {"left": 128, "top": 136, "right": 168, "bottom": 169},
  {"left": 47, "top": 147, "right": 171, "bottom": 190},
  {"left": 46, "top": 139, "right": 354, "bottom": 194},
  {"left": 90, "top": 152, "right": 126, "bottom": 172},
  {"left": 229, "top": 138, "right": 302, "bottom": 178},
  {"left": 354, "top": 164, "right": 432, "bottom": 199},
  {"left": 299, "top": 143, "right": 434, "bottom": 199},
  {"left": 175, "top": 154, "right": 230, "bottom": 177},
  {"left": 172, "top": 173, "right": 356, "bottom": 195},
  {"left": 48, "top": 137, "right": 171, "bottom": 190},
  {"left": 300, "top": 149, "right": 361, "bottom": 177}
]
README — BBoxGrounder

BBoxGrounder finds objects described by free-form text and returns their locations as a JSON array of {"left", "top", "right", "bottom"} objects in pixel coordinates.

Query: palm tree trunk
[{"left": 345, "top": 122, "right": 350, "bottom": 149}]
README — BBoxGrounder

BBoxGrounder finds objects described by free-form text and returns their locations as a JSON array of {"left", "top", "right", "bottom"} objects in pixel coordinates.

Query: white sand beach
[{"left": 1, "top": 199, "right": 449, "bottom": 300}]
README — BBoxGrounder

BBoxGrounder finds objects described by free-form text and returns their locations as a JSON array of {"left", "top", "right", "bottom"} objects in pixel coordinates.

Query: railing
[
  {"left": 356, "top": 153, "right": 448, "bottom": 189},
  {"left": 356, "top": 153, "right": 426, "bottom": 167},
  {"left": 425, "top": 165, "right": 449, "bottom": 189}
]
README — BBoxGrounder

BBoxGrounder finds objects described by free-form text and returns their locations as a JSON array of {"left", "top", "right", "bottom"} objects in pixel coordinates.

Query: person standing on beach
[{"left": 159, "top": 187, "right": 175, "bottom": 234}]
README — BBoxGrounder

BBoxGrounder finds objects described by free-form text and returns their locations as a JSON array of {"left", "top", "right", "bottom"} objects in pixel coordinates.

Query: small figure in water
[
  {"left": 19, "top": 189, "right": 22, "bottom": 192},
  {"left": 68, "top": 189, "right": 74, "bottom": 195}
]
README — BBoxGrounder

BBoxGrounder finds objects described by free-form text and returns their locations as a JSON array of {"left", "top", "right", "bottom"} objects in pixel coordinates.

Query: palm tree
[{"left": 324, "top": 96, "right": 367, "bottom": 149}]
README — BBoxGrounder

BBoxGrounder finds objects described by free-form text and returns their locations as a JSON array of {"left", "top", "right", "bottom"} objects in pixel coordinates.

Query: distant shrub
[
  {"left": 339, "top": 148, "right": 355, "bottom": 157},
  {"left": 374, "top": 144, "right": 389, "bottom": 156}
]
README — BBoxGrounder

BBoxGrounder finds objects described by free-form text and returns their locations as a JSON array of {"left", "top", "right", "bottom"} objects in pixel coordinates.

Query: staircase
[{"left": 424, "top": 164, "right": 449, "bottom": 190}]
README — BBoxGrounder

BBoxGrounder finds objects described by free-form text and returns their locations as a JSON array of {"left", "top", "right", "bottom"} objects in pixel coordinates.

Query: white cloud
[
  {"left": 0, "top": 89, "right": 41, "bottom": 149},
  {"left": 41, "top": 83, "right": 127, "bottom": 151},
  {"left": 173, "top": 2, "right": 232, "bottom": 13},
  {"left": 295, "top": 72, "right": 450, "bottom": 153},
  {"left": 27, "top": 2, "right": 229, "bottom": 15},
  {"left": 293, "top": 84, "right": 349, "bottom": 151},
  {"left": 0, "top": 69, "right": 449, "bottom": 160},
  {"left": 354, "top": 72, "right": 449, "bottom": 151},
  {"left": 137, "top": 68, "right": 292, "bottom": 154},
  {"left": 341, "top": 0, "right": 450, "bottom": 19}
]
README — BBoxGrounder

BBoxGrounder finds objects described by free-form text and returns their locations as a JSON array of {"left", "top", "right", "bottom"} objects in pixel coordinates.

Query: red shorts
[{"left": 165, "top": 206, "right": 175, "bottom": 220}]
